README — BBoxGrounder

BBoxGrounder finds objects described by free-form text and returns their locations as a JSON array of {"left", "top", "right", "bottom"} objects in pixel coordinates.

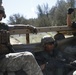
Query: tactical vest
[
  {"left": 0, "top": 23, "right": 10, "bottom": 54},
  {"left": 0, "top": 30, "right": 10, "bottom": 54},
  {"left": 0, "top": 30, "right": 10, "bottom": 44}
]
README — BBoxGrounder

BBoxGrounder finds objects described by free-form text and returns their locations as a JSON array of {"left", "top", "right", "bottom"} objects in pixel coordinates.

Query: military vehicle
[
  {"left": 1, "top": 0, "right": 76, "bottom": 74},
  {"left": 1, "top": 24, "right": 75, "bottom": 75}
]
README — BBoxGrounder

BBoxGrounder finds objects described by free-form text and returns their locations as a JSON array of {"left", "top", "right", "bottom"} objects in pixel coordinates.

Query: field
[
  {"left": 10, "top": 32, "right": 56, "bottom": 44},
  {"left": 10, "top": 31, "right": 73, "bottom": 45}
]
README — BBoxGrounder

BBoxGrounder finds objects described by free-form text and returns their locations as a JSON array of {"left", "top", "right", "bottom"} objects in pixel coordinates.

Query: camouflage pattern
[
  {"left": 0, "top": 4, "right": 43, "bottom": 75},
  {"left": 73, "top": 71, "right": 76, "bottom": 75},
  {"left": 0, "top": 30, "right": 9, "bottom": 44},
  {"left": 0, "top": 51, "right": 43, "bottom": 75},
  {"left": 0, "top": 23, "right": 9, "bottom": 31},
  {"left": 0, "top": 30, "right": 10, "bottom": 54},
  {"left": 41, "top": 35, "right": 54, "bottom": 46},
  {"left": 0, "top": 22, "right": 43, "bottom": 75}
]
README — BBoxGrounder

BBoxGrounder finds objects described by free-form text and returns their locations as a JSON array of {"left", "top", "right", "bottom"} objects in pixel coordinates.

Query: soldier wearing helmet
[
  {"left": 35, "top": 36, "right": 59, "bottom": 75},
  {"left": 41, "top": 36, "right": 56, "bottom": 53},
  {"left": 41, "top": 35, "right": 55, "bottom": 46},
  {"left": 0, "top": 4, "right": 43, "bottom": 75},
  {"left": 35, "top": 35, "right": 73, "bottom": 75}
]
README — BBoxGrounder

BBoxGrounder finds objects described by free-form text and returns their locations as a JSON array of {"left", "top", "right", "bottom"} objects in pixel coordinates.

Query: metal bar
[
  {"left": 9, "top": 25, "right": 75, "bottom": 35},
  {"left": 26, "top": 34, "right": 29, "bottom": 44}
]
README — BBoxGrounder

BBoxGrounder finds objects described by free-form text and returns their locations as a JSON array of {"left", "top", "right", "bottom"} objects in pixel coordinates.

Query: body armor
[
  {"left": 0, "top": 30, "right": 9, "bottom": 44},
  {"left": 0, "top": 30, "right": 10, "bottom": 54}
]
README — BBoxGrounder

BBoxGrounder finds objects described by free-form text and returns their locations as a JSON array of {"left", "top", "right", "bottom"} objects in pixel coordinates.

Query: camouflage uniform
[
  {"left": 35, "top": 36, "right": 74, "bottom": 75},
  {"left": 0, "top": 4, "right": 43, "bottom": 75},
  {"left": 73, "top": 71, "right": 76, "bottom": 75},
  {"left": 36, "top": 49, "right": 68, "bottom": 75},
  {"left": 0, "top": 51, "right": 43, "bottom": 75},
  {"left": 0, "top": 22, "right": 43, "bottom": 75}
]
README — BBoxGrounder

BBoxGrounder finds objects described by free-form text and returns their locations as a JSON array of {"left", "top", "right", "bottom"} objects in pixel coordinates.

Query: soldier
[
  {"left": 54, "top": 33, "right": 65, "bottom": 41},
  {"left": 0, "top": 6, "right": 43, "bottom": 75},
  {"left": 67, "top": 8, "right": 76, "bottom": 36},
  {"left": 35, "top": 35, "right": 68, "bottom": 75},
  {"left": 66, "top": 8, "right": 76, "bottom": 75},
  {"left": 67, "top": 8, "right": 75, "bottom": 27}
]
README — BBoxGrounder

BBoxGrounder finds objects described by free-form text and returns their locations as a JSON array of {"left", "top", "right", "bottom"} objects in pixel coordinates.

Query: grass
[{"left": 10, "top": 32, "right": 56, "bottom": 44}]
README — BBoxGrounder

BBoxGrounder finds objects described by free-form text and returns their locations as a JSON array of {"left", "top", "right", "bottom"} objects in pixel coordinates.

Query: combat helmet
[
  {"left": 0, "top": 6, "right": 6, "bottom": 18},
  {"left": 54, "top": 33, "right": 65, "bottom": 41},
  {"left": 41, "top": 35, "right": 55, "bottom": 46}
]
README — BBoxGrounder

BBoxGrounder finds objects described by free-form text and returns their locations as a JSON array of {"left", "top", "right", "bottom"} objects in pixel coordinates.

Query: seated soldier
[
  {"left": 0, "top": 6, "right": 43, "bottom": 75},
  {"left": 35, "top": 35, "right": 76, "bottom": 75},
  {"left": 35, "top": 35, "right": 69, "bottom": 75}
]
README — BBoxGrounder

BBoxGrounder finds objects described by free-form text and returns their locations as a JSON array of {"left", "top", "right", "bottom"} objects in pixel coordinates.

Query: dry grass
[{"left": 10, "top": 32, "right": 56, "bottom": 44}]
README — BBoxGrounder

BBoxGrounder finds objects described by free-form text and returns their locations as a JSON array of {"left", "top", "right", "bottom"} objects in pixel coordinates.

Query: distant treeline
[{"left": 8, "top": 0, "right": 76, "bottom": 27}]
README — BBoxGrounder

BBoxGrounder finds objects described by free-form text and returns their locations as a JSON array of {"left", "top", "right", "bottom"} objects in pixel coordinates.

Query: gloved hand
[
  {"left": 26, "top": 25, "right": 38, "bottom": 34},
  {"left": 67, "top": 8, "right": 74, "bottom": 14}
]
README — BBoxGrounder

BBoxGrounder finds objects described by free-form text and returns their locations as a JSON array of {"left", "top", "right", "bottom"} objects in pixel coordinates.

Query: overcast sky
[{"left": 2, "top": 0, "right": 57, "bottom": 23}]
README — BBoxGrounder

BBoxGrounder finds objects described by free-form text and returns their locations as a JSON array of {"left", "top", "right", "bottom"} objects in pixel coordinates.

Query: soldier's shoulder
[{"left": 0, "top": 22, "right": 9, "bottom": 30}]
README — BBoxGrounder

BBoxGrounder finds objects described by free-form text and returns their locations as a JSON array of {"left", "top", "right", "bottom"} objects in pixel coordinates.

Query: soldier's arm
[
  {"left": 67, "top": 14, "right": 72, "bottom": 27},
  {"left": 67, "top": 8, "right": 76, "bottom": 28}
]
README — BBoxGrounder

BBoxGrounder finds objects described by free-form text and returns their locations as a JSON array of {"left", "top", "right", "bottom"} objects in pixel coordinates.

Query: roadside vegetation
[
  {"left": 8, "top": 0, "right": 75, "bottom": 44},
  {"left": 7, "top": 0, "right": 75, "bottom": 27}
]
